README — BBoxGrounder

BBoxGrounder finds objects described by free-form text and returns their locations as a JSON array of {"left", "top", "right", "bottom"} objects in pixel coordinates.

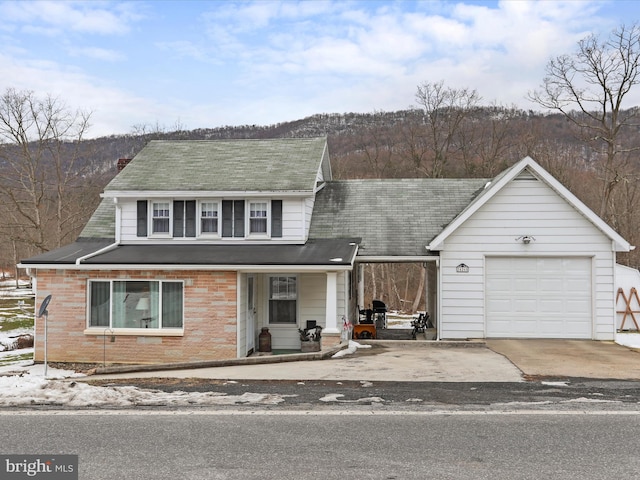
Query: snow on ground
[
  {"left": 615, "top": 332, "right": 640, "bottom": 349},
  {"left": 0, "top": 363, "right": 294, "bottom": 407}
]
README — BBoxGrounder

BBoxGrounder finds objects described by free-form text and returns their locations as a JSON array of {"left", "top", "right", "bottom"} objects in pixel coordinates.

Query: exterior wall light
[{"left": 515, "top": 235, "right": 536, "bottom": 244}]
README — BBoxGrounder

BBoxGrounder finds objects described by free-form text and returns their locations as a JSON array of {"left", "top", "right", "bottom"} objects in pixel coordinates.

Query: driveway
[
  {"left": 88, "top": 342, "right": 524, "bottom": 383},
  {"left": 86, "top": 339, "right": 640, "bottom": 384},
  {"left": 486, "top": 339, "right": 640, "bottom": 380}
]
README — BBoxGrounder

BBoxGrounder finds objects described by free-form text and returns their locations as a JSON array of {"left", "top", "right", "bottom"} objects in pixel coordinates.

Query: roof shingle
[
  {"left": 105, "top": 137, "right": 328, "bottom": 192},
  {"left": 309, "top": 178, "right": 488, "bottom": 256}
]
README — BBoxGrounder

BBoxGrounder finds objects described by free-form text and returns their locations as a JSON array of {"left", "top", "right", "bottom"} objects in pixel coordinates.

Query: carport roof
[{"left": 309, "top": 178, "right": 488, "bottom": 257}]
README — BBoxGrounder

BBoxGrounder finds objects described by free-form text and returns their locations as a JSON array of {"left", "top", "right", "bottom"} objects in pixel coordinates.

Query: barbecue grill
[{"left": 353, "top": 300, "right": 387, "bottom": 339}]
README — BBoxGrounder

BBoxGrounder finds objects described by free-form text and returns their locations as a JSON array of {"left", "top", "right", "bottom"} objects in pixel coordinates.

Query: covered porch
[{"left": 238, "top": 270, "right": 351, "bottom": 356}]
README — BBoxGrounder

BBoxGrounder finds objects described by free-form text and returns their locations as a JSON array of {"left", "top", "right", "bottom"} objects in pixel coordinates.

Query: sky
[{"left": 0, "top": 0, "right": 638, "bottom": 138}]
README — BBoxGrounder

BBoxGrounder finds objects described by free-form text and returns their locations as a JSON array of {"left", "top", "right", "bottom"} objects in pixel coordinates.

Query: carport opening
[{"left": 353, "top": 261, "right": 437, "bottom": 340}]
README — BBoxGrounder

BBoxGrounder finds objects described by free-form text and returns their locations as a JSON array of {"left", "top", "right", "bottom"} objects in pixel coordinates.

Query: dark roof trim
[{"left": 20, "top": 238, "right": 360, "bottom": 269}]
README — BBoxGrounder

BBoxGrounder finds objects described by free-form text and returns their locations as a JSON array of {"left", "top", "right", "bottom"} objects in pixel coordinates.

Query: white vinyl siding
[
  {"left": 439, "top": 175, "right": 616, "bottom": 340},
  {"left": 257, "top": 272, "right": 347, "bottom": 350},
  {"left": 119, "top": 197, "right": 308, "bottom": 242}
]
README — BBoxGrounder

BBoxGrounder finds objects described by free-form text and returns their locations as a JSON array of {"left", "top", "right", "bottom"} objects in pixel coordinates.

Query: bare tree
[
  {"left": 0, "top": 88, "right": 93, "bottom": 255},
  {"left": 528, "top": 24, "right": 640, "bottom": 222},
  {"left": 413, "top": 81, "right": 481, "bottom": 178}
]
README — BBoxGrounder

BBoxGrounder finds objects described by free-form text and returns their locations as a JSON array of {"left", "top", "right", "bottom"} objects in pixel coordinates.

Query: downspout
[
  {"left": 75, "top": 242, "right": 119, "bottom": 265},
  {"left": 436, "top": 258, "right": 441, "bottom": 341}
]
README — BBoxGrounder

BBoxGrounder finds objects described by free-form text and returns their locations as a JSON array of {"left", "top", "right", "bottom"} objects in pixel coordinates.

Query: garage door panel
[
  {"left": 566, "top": 299, "right": 591, "bottom": 314},
  {"left": 486, "top": 257, "right": 592, "bottom": 339},
  {"left": 487, "top": 277, "right": 512, "bottom": 293},
  {"left": 539, "top": 299, "right": 563, "bottom": 314},
  {"left": 514, "top": 278, "right": 537, "bottom": 293},
  {"left": 487, "top": 298, "right": 511, "bottom": 313},
  {"left": 514, "top": 299, "right": 537, "bottom": 313}
]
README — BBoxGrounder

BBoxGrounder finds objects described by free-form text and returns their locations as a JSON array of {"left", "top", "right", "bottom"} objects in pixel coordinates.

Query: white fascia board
[
  {"left": 19, "top": 263, "right": 354, "bottom": 272},
  {"left": 356, "top": 255, "right": 438, "bottom": 263},
  {"left": 102, "top": 190, "right": 313, "bottom": 199}
]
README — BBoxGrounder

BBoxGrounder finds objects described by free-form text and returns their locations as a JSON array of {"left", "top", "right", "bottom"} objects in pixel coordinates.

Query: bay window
[{"left": 88, "top": 280, "right": 183, "bottom": 330}]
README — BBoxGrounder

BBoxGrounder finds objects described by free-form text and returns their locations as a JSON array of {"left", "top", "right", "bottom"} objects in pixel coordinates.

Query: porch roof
[{"left": 20, "top": 238, "right": 359, "bottom": 268}]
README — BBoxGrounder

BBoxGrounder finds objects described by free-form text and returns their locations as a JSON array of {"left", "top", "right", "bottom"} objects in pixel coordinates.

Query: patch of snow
[
  {"left": 560, "top": 397, "right": 621, "bottom": 404},
  {"left": 332, "top": 340, "right": 372, "bottom": 358},
  {"left": 615, "top": 332, "right": 640, "bottom": 349},
  {"left": 319, "top": 393, "right": 384, "bottom": 404},
  {"left": 0, "top": 364, "right": 296, "bottom": 407},
  {"left": 541, "top": 381, "right": 570, "bottom": 387}
]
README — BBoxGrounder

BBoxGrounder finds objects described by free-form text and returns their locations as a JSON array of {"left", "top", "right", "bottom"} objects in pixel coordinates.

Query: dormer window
[
  {"left": 201, "top": 202, "right": 219, "bottom": 234},
  {"left": 249, "top": 202, "right": 268, "bottom": 234},
  {"left": 152, "top": 202, "right": 170, "bottom": 234}
]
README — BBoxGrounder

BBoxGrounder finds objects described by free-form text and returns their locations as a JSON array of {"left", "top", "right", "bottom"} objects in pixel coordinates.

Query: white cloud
[
  {"left": 0, "top": 0, "right": 635, "bottom": 136},
  {"left": 0, "top": 0, "right": 143, "bottom": 36},
  {"left": 67, "top": 46, "right": 125, "bottom": 62}
]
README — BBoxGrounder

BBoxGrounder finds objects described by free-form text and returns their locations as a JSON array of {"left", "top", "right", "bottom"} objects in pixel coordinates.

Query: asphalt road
[{"left": 2, "top": 412, "right": 639, "bottom": 479}]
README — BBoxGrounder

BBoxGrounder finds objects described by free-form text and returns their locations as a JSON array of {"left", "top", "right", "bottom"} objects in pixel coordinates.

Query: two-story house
[
  {"left": 20, "top": 138, "right": 358, "bottom": 364},
  {"left": 20, "top": 137, "right": 633, "bottom": 365}
]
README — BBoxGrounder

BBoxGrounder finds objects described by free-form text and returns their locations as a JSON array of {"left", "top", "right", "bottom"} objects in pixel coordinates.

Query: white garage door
[{"left": 486, "top": 257, "right": 592, "bottom": 338}]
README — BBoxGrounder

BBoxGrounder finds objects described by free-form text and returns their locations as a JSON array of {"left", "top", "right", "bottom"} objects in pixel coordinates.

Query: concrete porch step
[{"left": 376, "top": 328, "right": 414, "bottom": 340}]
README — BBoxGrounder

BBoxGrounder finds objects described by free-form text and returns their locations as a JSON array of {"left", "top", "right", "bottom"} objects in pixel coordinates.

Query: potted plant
[{"left": 298, "top": 325, "right": 323, "bottom": 352}]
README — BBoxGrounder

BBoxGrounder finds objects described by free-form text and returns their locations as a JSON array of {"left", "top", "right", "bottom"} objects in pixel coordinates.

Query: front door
[{"left": 246, "top": 275, "right": 256, "bottom": 354}]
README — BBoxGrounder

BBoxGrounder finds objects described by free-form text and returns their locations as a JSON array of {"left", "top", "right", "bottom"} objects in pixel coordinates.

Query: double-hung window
[
  {"left": 88, "top": 280, "right": 183, "bottom": 330},
  {"left": 152, "top": 202, "right": 170, "bottom": 234},
  {"left": 268, "top": 276, "right": 297, "bottom": 323},
  {"left": 249, "top": 202, "right": 268, "bottom": 234},
  {"left": 200, "top": 202, "right": 219, "bottom": 234}
]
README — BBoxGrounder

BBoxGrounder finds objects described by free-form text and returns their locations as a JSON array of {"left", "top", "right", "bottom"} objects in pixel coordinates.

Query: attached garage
[
  {"left": 486, "top": 257, "right": 592, "bottom": 338},
  {"left": 427, "top": 157, "right": 631, "bottom": 341}
]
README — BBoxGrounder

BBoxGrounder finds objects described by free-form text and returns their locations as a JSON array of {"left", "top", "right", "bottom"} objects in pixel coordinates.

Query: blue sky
[{"left": 0, "top": 0, "right": 637, "bottom": 138}]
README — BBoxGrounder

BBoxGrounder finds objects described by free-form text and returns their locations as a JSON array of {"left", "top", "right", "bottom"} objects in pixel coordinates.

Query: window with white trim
[
  {"left": 88, "top": 280, "right": 183, "bottom": 329},
  {"left": 200, "top": 202, "right": 219, "bottom": 234},
  {"left": 268, "top": 276, "right": 297, "bottom": 323},
  {"left": 249, "top": 202, "right": 268, "bottom": 234},
  {"left": 152, "top": 202, "right": 170, "bottom": 234}
]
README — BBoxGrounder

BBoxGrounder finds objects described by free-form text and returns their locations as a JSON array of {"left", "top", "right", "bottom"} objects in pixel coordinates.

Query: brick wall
[{"left": 33, "top": 269, "right": 237, "bottom": 365}]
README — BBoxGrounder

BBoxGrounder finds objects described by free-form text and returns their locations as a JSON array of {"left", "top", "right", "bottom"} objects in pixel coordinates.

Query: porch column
[
  {"left": 358, "top": 263, "right": 364, "bottom": 310},
  {"left": 324, "top": 271, "right": 339, "bottom": 334}
]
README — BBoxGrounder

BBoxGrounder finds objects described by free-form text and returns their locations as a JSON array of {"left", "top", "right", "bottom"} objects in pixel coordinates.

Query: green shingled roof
[
  {"left": 308, "top": 178, "right": 489, "bottom": 256},
  {"left": 105, "top": 137, "right": 329, "bottom": 192},
  {"left": 79, "top": 198, "right": 115, "bottom": 239}
]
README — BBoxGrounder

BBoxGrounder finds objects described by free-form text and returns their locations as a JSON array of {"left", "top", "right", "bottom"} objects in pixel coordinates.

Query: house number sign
[{"left": 456, "top": 263, "right": 469, "bottom": 273}]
